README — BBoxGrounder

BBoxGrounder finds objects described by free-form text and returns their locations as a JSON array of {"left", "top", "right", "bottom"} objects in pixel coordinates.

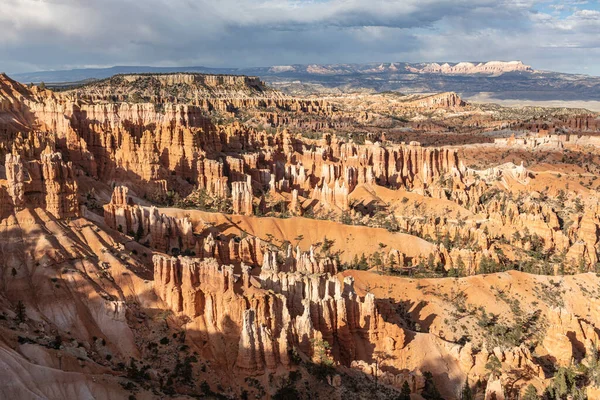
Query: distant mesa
[
  {"left": 268, "top": 65, "right": 296, "bottom": 73},
  {"left": 406, "top": 60, "right": 534, "bottom": 75},
  {"left": 306, "top": 64, "right": 350, "bottom": 75}
]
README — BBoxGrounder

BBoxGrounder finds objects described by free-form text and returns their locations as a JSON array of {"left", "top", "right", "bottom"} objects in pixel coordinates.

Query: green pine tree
[
  {"left": 398, "top": 380, "right": 411, "bottom": 400},
  {"left": 372, "top": 252, "right": 383, "bottom": 272},
  {"left": 485, "top": 355, "right": 502, "bottom": 378},
  {"left": 351, "top": 254, "right": 360, "bottom": 270},
  {"left": 358, "top": 253, "right": 369, "bottom": 270},
  {"left": 461, "top": 379, "right": 473, "bottom": 400},
  {"left": 456, "top": 255, "right": 466, "bottom": 276},
  {"left": 522, "top": 384, "right": 538, "bottom": 400},
  {"left": 421, "top": 371, "right": 442, "bottom": 400},
  {"left": 443, "top": 232, "right": 451, "bottom": 249},
  {"left": 15, "top": 300, "right": 26, "bottom": 323}
]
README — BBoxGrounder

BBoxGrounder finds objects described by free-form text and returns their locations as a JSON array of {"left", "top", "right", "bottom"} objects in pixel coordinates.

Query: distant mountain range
[{"left": 9, "top": 61, "right": 600, "bottom": 102}]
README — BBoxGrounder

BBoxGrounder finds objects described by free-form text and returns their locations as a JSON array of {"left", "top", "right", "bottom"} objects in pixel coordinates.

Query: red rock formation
[
  {"left": 40, "top": 148, "right": 79, "bottom": 218},
  {"left": 5, "top": 153, "right": 26, "bottom": 209},
  {"left": 153, "top": 255, "right": 292, "bottom": 372},
  {"left": 4, "top": 147, "right": 79, "bottom": 218},
  {"left": 231, "top": 176, "right": 253, "bottom": 215},
  {"left": 152, "top": 244, "right": 405, "bottom": 374},
  {"left": 104, "top": 186, "right": 196, "bottom": 253},
  {"left": 198, "top": 158, "right": 229, "bottom": 198},
  {"left": 104, "top": 186, "right": 268, "bottom": 265},
  {"left": 312, "top": 178, "right": 350, "bottom": 210},
  {"left": 5, "top": 70, "right": 600, "bottom": 398},
  {"left": 289, "top": 189, "right": 302, "bottom": 215},
  {"left": 0, "top": 72, "right": 472, "bottom": 219}
]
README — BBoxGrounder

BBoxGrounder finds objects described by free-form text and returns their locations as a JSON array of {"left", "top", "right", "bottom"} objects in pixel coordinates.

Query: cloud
[{"left": 0, "top": 0, "right": 599, "bottom": 75}]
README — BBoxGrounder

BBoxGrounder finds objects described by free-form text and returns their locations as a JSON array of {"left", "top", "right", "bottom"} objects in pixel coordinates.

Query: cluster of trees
[
  {"left": 543, "top": 366, "right": 586, "bottom": 399},
  {"left": 171, "top": 189, "right": 233, "bottom": 213}
]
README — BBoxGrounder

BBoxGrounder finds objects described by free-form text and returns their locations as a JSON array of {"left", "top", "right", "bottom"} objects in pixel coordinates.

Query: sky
[{"left": 1, "top": 0, "right": 600, "bottom": 75}]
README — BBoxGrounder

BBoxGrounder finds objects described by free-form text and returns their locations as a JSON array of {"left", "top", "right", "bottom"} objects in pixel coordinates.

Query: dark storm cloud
[{"left": 0, "top": 0, "right": 599, "bottom": 75}]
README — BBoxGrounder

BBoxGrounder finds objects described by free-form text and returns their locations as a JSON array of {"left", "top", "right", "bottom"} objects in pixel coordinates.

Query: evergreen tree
[
  {"left": 583, "top": 344, "right": 600, "bottom": 386},
  {"left": 174, "top": 356, "right": 195, "bottom": 385},
  {"left": 460, "top": 379, "right": 473, "bottom": 400},
  {"left": 389, "top": 252, "right": 398, "bottom": 273},
  {"left": 135, "top": 222, "right": 144, "bottom": 242},
  {"left": 544, "top": 366, "right": 579, "bottom": 399},
  {"left": 479, "top": 256, "right": 489, "bottom": 274},
  {"left": 454, "top": 232, "right": 462, "bottom": 247},
  {"left": 456, "top": 255, "right": 465, "bottom": 276},
  {"left": 321, "top": 237, "right": 335, "bottom": 255},
  {"left": 398, "top": 380, "right": 411, "bottom": 400},
  {"left": 350, "top": 254, "right": 360, "bottom": 270},
  {"left": 421, "top": 371, "right": 442, "bottom": 400},
  {"left": 358, "top": 253, "right": 369, "bottom": 270},
  {"left": 578, "top": 256, "right": 587, "bottom": 273},
  {"left": 485, "top": 355, "right": 502, "bottom": 378},
  {"left": 15, "top": 300, "right": 26, "bottom": 323},
  {"left": 126, "top": 358, "right": 140, "bottom": 380},
  {"left": 294, "top": 234, "right": 304, "bottom": 246},
  {"left": 372, "top": 252, "right": 383, "bottom": 272},
  {"left": 427, "top": 253, "right": 436, "bottom": 270},
  {"left": 443, "top": 232, "right": 451, "bottom": 249},
  {"left": 310, "top": 338, "right": 333, "bottom": 367},
  {"left": 522, "top": 384, "right": 538, "bottom": 400}
]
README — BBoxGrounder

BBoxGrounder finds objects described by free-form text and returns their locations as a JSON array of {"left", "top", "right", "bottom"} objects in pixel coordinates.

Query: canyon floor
[{"left": 1, "top": 72, "right": 600, "bottom": 399}]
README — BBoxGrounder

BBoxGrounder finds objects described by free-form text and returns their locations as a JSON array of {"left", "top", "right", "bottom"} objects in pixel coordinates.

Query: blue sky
[
  {"left": 1, "top": 0, "right": 600, "bottom": 75},
  {"left": 538, "top": 0, "right": 600, "bottom": 18}
]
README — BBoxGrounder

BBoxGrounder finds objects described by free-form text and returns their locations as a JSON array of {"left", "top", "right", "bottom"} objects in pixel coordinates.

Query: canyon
[{"left": 0, "top": 71, "right": 600, "bottom": 399}]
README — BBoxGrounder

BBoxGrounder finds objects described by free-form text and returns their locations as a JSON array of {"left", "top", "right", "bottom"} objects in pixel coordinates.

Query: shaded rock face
[
  {"left": 0, "top": 74, "right": 329, "bottom": 196},
  {"left": 153, "top": 255, "right": 291, "bottom": 371},
  {"left": 103, "top": 186, "right": 263, "bottom": 264},
  {"left": 5, "top": 148, "right": 79, "bottom": 218},
  {"left": 59, "top": 107, "right": 460, "bottom": 202},
  {"left": 103, "top": 185, "right": 196, "bottom": 253},
  {"left": 151, "top": 243, "right": 407, "bottom": 375},
  {"left": 39, "top": 149, "right": 79, "bottom": 218}
]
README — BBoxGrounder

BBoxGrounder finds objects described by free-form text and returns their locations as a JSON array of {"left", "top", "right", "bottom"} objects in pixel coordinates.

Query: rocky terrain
[{"left": 1, "top": 71, "right": 600, "bottom": 399}]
